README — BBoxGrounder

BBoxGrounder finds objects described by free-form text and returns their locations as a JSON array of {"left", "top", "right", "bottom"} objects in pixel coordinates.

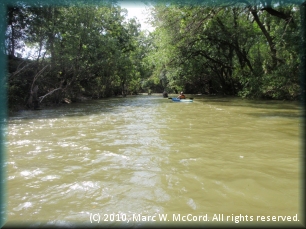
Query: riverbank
[{"left": 8, "top": 92, "right": 303, "bottom": 116}]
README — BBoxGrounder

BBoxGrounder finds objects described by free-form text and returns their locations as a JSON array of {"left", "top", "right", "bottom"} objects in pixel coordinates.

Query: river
[{"left": 4, "top": 94, "right": 303, "bottom": 227}]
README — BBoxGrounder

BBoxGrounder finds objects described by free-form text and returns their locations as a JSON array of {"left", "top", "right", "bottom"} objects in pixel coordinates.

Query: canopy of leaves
[
  {"left": 6, "top": 2, "right": 155, "bottom": 110},
  {"left": 146, "top": 0, "right": 302, "bottom": 99},
  {"left": 4, "top": 0, "right": 304, "bottom": 112}
]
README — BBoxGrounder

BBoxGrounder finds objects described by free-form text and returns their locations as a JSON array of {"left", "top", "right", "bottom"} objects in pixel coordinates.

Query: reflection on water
[{"left": 5, "top": 95, "right": 302, "bottom": 226}]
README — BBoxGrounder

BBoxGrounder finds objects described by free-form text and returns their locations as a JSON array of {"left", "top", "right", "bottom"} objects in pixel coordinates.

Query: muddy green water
[{"left": 4, "top": 95, "right": 303, "bottom": 227}]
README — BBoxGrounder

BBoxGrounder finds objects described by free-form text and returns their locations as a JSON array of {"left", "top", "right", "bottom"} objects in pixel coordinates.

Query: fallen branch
[{"left": 39, "top": 87, "right": 62, "bottom": 103}]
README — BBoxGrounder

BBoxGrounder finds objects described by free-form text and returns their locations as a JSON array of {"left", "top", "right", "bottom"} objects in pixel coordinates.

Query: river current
[{"left": 4, "top": 95, "right": 303, "bottom": 227}]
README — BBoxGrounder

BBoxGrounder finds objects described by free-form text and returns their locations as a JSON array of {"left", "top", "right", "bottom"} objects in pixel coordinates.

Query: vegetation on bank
[{"left": 5, "top": 0, "right": 303, "bottom": 111}]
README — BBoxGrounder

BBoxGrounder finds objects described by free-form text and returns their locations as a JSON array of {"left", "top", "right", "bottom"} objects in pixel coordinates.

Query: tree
[
  {"left": 146, "top": 1, "right": 301, "bottom": 99},
  {"left": 6, "top": 2, "right": 153, "bottom": 110}
]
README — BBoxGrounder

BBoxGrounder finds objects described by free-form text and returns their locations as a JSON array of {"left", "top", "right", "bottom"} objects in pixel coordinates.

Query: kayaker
[{"left": 177, "top": 91, "right": 186, "bottom": 99}]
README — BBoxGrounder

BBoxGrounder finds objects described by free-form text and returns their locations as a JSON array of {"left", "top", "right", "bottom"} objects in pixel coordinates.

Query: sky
[{"left": 118, "top": 1, "right": 154, "bottom": 32}]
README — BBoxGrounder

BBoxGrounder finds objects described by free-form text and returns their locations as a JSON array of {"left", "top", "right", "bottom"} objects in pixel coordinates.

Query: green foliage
[
  {"left": 146, "top": 2, "right": 301, "bottom": 99},
  {"left": 7, "top": 3, "right": 153, "bottom": 109},
  {"left": 6, "top": 1, "right": 302, "bottom": 111}
]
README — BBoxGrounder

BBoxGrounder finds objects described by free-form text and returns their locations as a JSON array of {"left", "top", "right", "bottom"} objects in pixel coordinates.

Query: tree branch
[
  {"left": 260, "top": 7, "right": 293, "bottom": 23},
  {"left": 9, "top": 61, "right": 33, "bottom": 79},
  {"left": 38, "top": 87, "right": 62, "bottom": 103},
  {"left": 30, "top": 64, "right": 49, "bottom": 92}
]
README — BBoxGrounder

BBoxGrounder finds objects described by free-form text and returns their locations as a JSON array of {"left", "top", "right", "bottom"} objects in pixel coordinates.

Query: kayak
[{"left": 171, "top": 98, "right": 193, "bottom": 102}]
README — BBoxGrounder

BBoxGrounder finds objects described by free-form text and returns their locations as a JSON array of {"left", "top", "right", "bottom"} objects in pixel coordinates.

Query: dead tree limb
[{"left": 38, "top": 87, "right": 62, "bottom": 103}]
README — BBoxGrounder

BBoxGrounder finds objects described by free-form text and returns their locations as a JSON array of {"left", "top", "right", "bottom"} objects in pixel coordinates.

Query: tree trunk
[
  {"left": 121, "top": 81, "right": 127, "bottom": 97},
  {"left": 251, "top": 9, "right": 278, "bottom": 69},
  {"left": 32, "top": 85, "right": 39, "bottom": 109},
  {"left": 27, "top": 85, "right": 39, "bottom": 109},
  {"left": 7, "top": 8, "right": 16, "bottom": 58}
]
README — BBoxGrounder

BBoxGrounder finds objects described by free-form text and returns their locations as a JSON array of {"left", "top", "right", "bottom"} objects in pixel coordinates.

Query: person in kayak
[{"left": 177, "top": 91, "right": 186, "bottom": 99}]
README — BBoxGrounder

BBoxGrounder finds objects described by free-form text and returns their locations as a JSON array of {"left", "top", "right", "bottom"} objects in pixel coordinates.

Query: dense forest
[{"left": 4, "top": 0, "right": 305, "bottom": 111}]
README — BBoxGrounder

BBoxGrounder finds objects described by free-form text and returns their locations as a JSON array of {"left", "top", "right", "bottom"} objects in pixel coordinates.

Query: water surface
[{"left": 5, "top": 95, "right": 302, "bottom": 227}]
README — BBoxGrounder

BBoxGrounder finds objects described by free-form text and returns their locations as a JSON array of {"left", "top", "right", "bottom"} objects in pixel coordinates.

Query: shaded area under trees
[{"left": 5, "top": 0, "right": 304, "bottom": 112}]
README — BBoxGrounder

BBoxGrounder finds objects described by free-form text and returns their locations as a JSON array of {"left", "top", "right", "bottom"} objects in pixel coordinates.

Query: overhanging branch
[{"left": 39, "top": 87, "right": 62, "bottom": 103}]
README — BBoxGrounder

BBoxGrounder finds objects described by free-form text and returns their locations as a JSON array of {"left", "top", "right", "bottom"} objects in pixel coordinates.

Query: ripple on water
[
  {"left": 40, "top": 175, "right": 61, "bottom": 181},
  {"left": 6, "top": 96, "right": 301, "bottom": 223},
  {"left": 20, "top": 168, "right": 43, "bottom": 179},
  {"left": 13, "top": 139, "right": 32, "bottom": 146},
  {"left": 69, "top": 181, "right": 101, "bottom": 191},
  {"left": 187, "top": 198, "right": 197, "bottom": 210},
  {"left": 129, "top": 171, "right": 157, "bottom": 187},
  {"left": 13, "top": 202, "right": 33, "bottom": 211}
]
